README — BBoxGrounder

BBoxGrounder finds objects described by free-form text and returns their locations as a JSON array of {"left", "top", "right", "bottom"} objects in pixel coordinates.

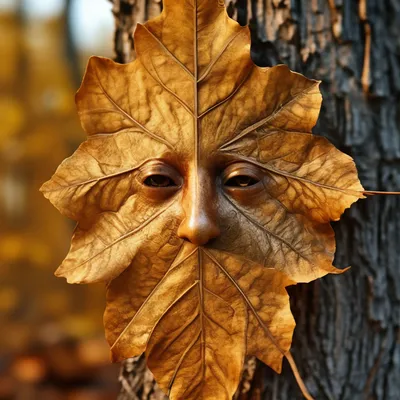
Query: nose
[
  {"left": 178, "top": 212, "right": 221, "bottom": 246},
  {"left": 177, "top": 167, "right": 221, "bottom": 246}
]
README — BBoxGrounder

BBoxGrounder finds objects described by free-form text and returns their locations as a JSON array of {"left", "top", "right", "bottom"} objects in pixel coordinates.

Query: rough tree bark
[{"left": 111, "top": 1, "right": 400, "bottom": 399}]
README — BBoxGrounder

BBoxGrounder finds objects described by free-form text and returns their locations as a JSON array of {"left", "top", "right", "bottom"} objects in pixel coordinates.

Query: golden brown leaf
[
  {"left": 105, "top": 244, "right": 295, "bottom": 398},
  {"left": 41, "top": 0, "right": 365, "bottom": 398}
]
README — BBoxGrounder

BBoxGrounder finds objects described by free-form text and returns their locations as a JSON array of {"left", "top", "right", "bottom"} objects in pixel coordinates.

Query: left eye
[
  {"left": 224, "top": 175, "right": 259, "bottom": 188},
  {"left": 144, "top": 174, "right": 177, "bottom": 187}
]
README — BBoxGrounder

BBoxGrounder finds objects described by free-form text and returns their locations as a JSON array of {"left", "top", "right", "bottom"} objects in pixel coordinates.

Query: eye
[
  {"left": 139, "top": 161, "right": 182, "bottom": 196},
  {"left": 144, "top": 174, "right": 177, "bottom": 188},
  {"left": 222, "top": 162, "right": 263, "bottom": 191},
  {"left": 224, "top": 175, "right": 259, "bottom": 188}
]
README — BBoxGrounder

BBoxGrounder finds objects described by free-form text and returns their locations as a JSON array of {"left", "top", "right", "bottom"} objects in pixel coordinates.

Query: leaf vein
[
  {"left": 219, "top": 82, "right": 319, "bottom": 149},
  {"left": 92, "top": 67, "right": 173, "bottom": 149},
  {"left": 140, "top": 24, "right": 194, "bottom": 79}
]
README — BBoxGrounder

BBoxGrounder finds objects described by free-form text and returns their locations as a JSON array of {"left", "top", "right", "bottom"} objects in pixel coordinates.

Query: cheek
[
  {"left": 211, "top": 190, "right": 271, "bottom": 265},
  {"left": 214, "top": 193, "right": 251, "bottom": 242},
  {"left": 140, "top": 187, "right": 182, "bottom": 203},
  {"left": 123, "top": 199, "right": 184, "bottom": 261},
  {"left": 112, "top": 179, "right": 183, "bottom": 237},
  {"left": 221, "top": 178, "right": 266, "bottom": 207}
]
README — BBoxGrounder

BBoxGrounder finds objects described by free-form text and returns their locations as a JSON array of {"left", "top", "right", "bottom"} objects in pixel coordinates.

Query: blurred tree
[
  {"left": 0, "top": 0, "right": 106, "bottom": 361},
  {"left": 111, "top": 1, "right": 400, "bottom": 399},
  {"left": 0, "top": 2, "right": 118, "bottom": 398}
]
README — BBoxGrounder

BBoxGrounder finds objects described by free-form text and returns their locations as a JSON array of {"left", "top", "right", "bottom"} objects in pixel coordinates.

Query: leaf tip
[
  {"left": 39, "top": 181, "right": 47, "bottom": 194},
  {"left": 54, "top": 268, "right": 65, "bottom": 279},
  {"left": 39, "top": 180, "right": 54, "bottom": 200},
  {"left": 134, "top": 22, "right": 146, "bottom": 39},
  {"left": 76, "top": 55, "right": 119, "bottom": 103},
  {"left": 110, "top": 346, "right": 131, "bottom": 364},
  {"left": 332, "top": 265, "right": 351, "bottom": 275},
  {"left": 54, "top": 266, "right": 84, "bottom": 285},
  {"left": 110, "top": 351, "right": 121, "bottom": 364}
]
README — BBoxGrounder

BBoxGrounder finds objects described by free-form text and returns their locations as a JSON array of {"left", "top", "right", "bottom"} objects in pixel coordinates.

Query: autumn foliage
[{"left": 41, "top": 0, "right": 366, "bottom": 398}]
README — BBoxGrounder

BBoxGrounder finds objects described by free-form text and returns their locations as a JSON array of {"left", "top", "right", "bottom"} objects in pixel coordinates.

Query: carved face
[{"left": 41, "top": 1, "right": 364, "bottom": 399}]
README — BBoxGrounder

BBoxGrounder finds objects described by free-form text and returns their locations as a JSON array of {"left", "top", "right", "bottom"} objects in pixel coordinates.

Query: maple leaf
[{"left": 41, "top": 0, "right": 366, "bottom": 398}]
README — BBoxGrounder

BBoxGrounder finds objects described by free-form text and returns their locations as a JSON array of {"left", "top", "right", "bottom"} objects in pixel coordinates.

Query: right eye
[
  {"left": 144, "top": 175, "right": 178, "bottom": 188},
  {"left": 224, "top": 175, "right": 260, "bottom": 188},
  {"left": 222, "top": 162, "right": 263, "bottom": 191}
]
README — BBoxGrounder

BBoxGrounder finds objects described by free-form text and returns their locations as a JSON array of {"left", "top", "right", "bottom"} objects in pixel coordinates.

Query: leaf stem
[
  {"left": 363, "top": 191, "right": 400, "bottom": 195},
  {"left": 285, "top": 351, "right": 314, "bottom": 400}
]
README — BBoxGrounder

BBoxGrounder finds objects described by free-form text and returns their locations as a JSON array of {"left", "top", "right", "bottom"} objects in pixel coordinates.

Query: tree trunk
[{"left": 112, "top": 1, "right": 400, "bottom": 399}]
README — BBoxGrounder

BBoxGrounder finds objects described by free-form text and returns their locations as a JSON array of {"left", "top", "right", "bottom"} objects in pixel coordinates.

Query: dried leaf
[{"left": 41, "top": 0, "right": 365, "bottom": 398}]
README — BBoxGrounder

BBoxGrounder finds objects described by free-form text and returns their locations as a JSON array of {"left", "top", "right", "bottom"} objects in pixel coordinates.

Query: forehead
[
  {"left": 147, "top": 97, "right": 260, "bottom": 166},
  {"left": 155, "top": 111, "right": 260, "bottom": 173},
  {"left": 160, "top": 147, "right": 241, "bottom": 174}
]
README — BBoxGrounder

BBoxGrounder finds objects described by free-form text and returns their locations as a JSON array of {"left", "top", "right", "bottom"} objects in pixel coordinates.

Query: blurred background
[
  {"left": 2, "top": 0, "right": 400, "bottom": 399},
  {"left": 0, "top": 0, "right": 121, "bottom": 398}
]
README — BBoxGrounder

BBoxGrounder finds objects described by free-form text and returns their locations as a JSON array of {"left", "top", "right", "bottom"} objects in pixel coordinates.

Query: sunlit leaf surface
[{"left": 42, "top": 0, "right": 365, "bottom": 398}]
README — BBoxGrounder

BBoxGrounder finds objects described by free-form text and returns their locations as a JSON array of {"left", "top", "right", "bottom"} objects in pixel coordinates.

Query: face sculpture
[{"left": 41, "top": 0, "right": 365, "bottom": 399}]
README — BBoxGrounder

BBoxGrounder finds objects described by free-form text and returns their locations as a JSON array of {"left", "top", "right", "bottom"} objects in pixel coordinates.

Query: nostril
[{"left": 207, "top": 225, "right": 221, "bottom": 243}]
